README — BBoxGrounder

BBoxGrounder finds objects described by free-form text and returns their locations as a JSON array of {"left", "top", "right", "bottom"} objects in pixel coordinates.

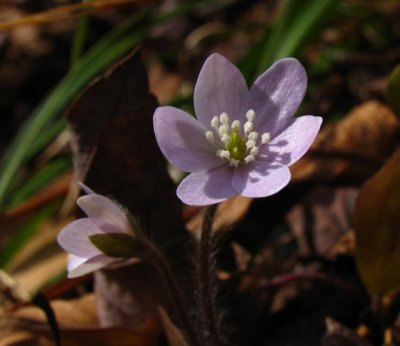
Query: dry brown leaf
[
  {"left": 1, "top": 307, "right": 161, "bottom": 346},
  {"left": 1, "top": 173, "right": 70, "bottom": 223},
  {"left": 186, "top": 195, "right": 252, "bottom": 237},
  {"left": 322, "top": 317, "right": 373, "bottom": 346},
  {"left": 291, "top": 100, "right": 400, "bottom": 184},
  {"left": 0, "top": 0, "right": 148, "bottom": 30},
  {"left": 158, "top": 307, "right": 188, "bottom": 346},
  {"left": 148, "top": 63, "right": 183, "bottom": 104},
  {"left": 286, "top": 186, "right": 358, "bottom": 258},
  {"left": 49, "top": 325, "right": 160, "bottom": 346},
  {"left": 1, "top": 214, "right": 73, "bottom": 294},
  {"left": 0, "top": 331, "right": 37, "bottom": 346},
  {"left": 231, "top": 242, "right": 252, "bottom": 273},
  {"left": 12, "top": 253, "right": 67, "bottom": 295},
  {"left": 355, "top": 149, "right": 400, "bottom": 295},
  {"left": 13, "top": 294, "right": 98, "bottom": 327},
  {"left": 0, "top": 270, "right": 30, "bottom": 312},
  {"left": 327, "top": 230, "right": 356, "bottom": 260}
]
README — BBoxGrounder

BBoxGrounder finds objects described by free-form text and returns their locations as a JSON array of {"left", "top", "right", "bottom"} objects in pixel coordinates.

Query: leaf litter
[{"left": 1, "top": 1, "right": 400, "bottom": 345}]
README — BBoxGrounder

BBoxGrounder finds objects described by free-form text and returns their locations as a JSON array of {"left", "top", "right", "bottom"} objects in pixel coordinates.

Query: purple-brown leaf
[{"left": 66, "top": 50, "right": 190, "bottom": 328}]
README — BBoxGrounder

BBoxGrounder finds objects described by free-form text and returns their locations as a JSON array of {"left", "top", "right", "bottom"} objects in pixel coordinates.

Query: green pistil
[{"left": 226, "top": 130, "right": 246, "bottom": 160}]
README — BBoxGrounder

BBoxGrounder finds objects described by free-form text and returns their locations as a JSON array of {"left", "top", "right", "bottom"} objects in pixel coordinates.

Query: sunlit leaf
[{"left": 355, "top": 149, "right": 400, "bottom": 295}]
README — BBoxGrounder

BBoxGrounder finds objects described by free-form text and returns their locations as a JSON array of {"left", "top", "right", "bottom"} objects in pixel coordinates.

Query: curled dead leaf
[{"left": 291, "top": 100, "right": 400, "bottom": 184}]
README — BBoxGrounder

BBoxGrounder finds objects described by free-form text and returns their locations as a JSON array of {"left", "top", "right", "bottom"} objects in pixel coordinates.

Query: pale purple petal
[
  {"left": 67, "top": 254, "right": 115, "bottom": 278},
  {"left": 243, "top": 58, "right": 307, "bottom": 137},
  {"left": 58, "top": 218, "right": 104, "bottom": 257},
  {"left": 177, "top": 166, "right": 237, "bottom": 205},
  {"left": 259, "top": 115, "right": 322, "bottom": 166},
  {"left": 77, "top": 194, "right": 130, "bottom": 234},
  {"left": 67, "top": 254, "right": 87, "bottom": 273},
  {"left": 194, "top": 54, "right": 248, "bottom": 126},
  {"left": 154, "top": 106, "right": 223, "bottom": 172},
  {"left": 232, "top": 161, "right": 291, "bottom": 197},
  {"left": 78, "top": 182, "right": 95, "bottom": 195}
]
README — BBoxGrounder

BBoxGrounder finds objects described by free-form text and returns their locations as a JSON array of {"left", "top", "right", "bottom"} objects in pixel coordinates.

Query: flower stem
[
  {"left": 198, "top": 204, "right": 225, "bottom": 346},
  {"left": 145, "top": 243, "right": 200, "bottom": 346}
]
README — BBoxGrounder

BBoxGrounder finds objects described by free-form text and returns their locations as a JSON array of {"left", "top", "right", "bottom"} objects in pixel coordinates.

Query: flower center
[{"left": 205, "top": 109, "right": 270, "bottom": 167}]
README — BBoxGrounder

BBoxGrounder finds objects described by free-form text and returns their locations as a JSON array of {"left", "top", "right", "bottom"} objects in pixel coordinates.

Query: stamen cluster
[{"left": 205, "top": 109, "right": 270, "bottom": 167}]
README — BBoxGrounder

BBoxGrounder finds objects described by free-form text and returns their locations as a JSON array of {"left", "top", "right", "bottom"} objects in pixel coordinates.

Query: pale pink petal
[
  {"left": 194, "top": 54, "right": 248, "bottom": 127},
  {"left": 259, "top": 115, "right": 322, "bottom": 166},
  {"left": 67, "top": 254, "right": 115, "bottom": 278},
  {"left": 77, "top": 194, "right": 130, "bottom": 234},
  {"left": 243, "top": 58, "right": 307, "bottom": 137},
  {"left": 177, "top": 166, "right": 237, "bottom": 205},
  {"left": 232, "top": 161, "right": 291, "bottom": 197},
  {"left": 154, "top": 106, "right": 223, "bottom": 172},
  {"left": 57, "top": 218, "right": 103, "bottom": 257}
]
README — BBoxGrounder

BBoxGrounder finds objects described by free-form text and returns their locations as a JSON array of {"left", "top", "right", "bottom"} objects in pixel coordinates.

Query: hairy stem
[
  {"left": 197, "top": 204, "right": 225, "bottom": 346},
  {"left": 146, "top": 243, "right": 200, "bottom": 346}
]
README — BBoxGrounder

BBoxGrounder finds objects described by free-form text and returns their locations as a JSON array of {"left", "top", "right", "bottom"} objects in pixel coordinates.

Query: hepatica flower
[
  {"left": 154, "top": 54, "right": 322, "bottom": 206},
  {"left": 57, "top": 185, "right": 140, "bottom": 278}
]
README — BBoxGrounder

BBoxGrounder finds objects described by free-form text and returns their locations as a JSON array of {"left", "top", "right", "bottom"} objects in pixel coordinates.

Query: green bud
[{"left": 89, "top": 233, "right": 144, "bottom": 258}]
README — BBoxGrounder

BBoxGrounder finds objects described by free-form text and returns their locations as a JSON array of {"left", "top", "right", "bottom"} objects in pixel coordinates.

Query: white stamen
[
  {"left": 250, "top": 147, "right": 259, "bottom": 156},
  {"left": 221, "top": 134, "right": 230, "bottom": 143},
  {"left": 218, "top": 150, "right": 230, "bottom": 160},
  {"left": 211, "top": 116, "right": 219, "bottom": 129},
  {"left": 229, "top": 159, "right": 240, "bottom": 167},
  {"left": 220, "top": 112, "right": 229, "bottom": 125},
  {"left": 219, "top": 124, "right": 228, "bottom": 136},
  {"left": 208, "top": 109, "right": 271, "bottom": 167},
  {"left": 244, "top": 121, "right": 253, "bottom": 133},
  {"left": 205, "top": 131, "right": 214, "bottom": 143},
  {"left": 261, "top": 133, "right": 270, "bottom": 144},
  {"left": 246, "top": 139, "right": 256, "bottom": 149},
  {"left": 246, "top": 109, "right": 255, "bottom": 121},
  {"left": 244, "top": 155, "right": 255, "bottom": 163},
  {"left": 231, "top": 120, "right": 241, "bottom": 130},
  {"left": 248, "top": 132, "right": 258, "bottom": 141}
]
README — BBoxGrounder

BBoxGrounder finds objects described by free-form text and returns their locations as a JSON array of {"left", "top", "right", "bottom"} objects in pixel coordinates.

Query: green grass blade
[
  {"left": 25, "top": 118, "right": 67, "bottom": 160},
  {"left": 8, "top": 157, "right": 71, "bottom": 209},
  {"left": 269, "top": 0, "right": 339, "bottom": 62},
  {"left": 0, "top": 13, "right": 147, "bottom": 209},
  {"left": 240, "top": 0, "right": 339, "bottom": 81},
  {"left": 0, "top": 0, "right": 215, "bottom": 210}
]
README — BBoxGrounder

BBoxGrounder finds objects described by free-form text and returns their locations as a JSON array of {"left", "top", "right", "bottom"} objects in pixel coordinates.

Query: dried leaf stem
[{"left": 197, "top": 204, "right": 226, "bottom": 346}]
